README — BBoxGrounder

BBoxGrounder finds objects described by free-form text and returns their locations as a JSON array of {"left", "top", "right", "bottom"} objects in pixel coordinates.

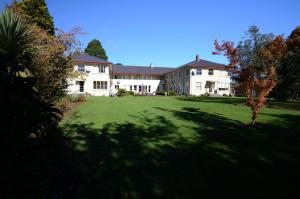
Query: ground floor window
[
  {"left": 218, "top": 83, "right": 229, "bottom": 91},
  {"left": 148, "top": 85, "right": 151, "bottom": 92},
  {"left": 94, "top": 81, "right": 107, "bottom": 89},
  {"left": 115, "top": 85, "right": 119, "bottom": 89},
  {"left": 93, "top": 81, "right": 101, "bottom": 89},
  {"left": 219, "top": 88, "right": 229, "bottom": 91},
  {"left": 130, "top": 85, "right": 132, "bottom": 91},
  {"left": 139, "top": 85, "right": 142, "bottom": 92},
  {"left": 195, "top": 82, "right": 202, "bottom": 90},
  {"left": 101, "top": 81, "right": 108, "bottom": 89},
  {"left": 134, "top": 85, "right": 137, "bottom": 91}
]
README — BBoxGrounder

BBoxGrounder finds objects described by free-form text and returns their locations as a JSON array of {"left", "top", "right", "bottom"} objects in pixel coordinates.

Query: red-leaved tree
[{"left": 213, "top": 27, "right": 286, "bottom": 125}]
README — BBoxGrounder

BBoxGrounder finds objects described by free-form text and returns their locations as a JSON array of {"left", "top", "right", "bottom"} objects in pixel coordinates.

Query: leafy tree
[
  {"left": 213, "top": 26, "right": 287, "bottom": 125},
  {"left": 0, "top": 8, "right": 80, "bottom": 197},
  {"left": 274, "top": 27, "right": 300, "bottom": 99},
  {"left": 85, "top": 39, "right": 108, "bottom": 60},
  {"left": 16, "top": 0, "right": 55, "bottom": 35}
]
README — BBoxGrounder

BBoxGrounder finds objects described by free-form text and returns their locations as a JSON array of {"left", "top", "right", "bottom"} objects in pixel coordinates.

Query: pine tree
[
  {"left": 16, "top": 0, "right": 55, "bottom": 35},
  {"left": 85, "top": 39, "right": 108, "bottom": 60}
]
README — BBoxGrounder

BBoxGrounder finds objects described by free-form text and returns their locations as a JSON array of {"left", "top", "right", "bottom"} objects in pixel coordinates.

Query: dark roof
[
  {"left": 184, "top": 59, "right": 227, "bottom": 68},
  {"left": 73, "top": 54, "right": 111, "bottom": 64},
  {"left": 165, "top": 59, "right": 227, "bottom": 74},
  {"left": 112, "top": 65, "right": 175, "bottom": 76}
]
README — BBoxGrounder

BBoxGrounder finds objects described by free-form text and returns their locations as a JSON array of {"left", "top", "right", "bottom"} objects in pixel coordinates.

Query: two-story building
[
  {"left": 67, "top": 54, "right": 112, "bottom": 96},
  {"left": 163, "top": 55, "right": 230, "bottom": 95},
  {"left": 67, "top": 54, "right": 230, "bottom": 96}
]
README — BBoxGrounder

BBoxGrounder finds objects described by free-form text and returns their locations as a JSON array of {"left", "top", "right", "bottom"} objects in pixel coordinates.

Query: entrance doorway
[{"left": 79, "top": 81, "right": 84, "bottom": 92}]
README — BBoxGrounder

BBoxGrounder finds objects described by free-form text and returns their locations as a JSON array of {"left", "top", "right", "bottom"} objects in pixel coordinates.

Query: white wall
[
  {"left": 165, "top": 67, "right": 231, "bottom": 96},
  {"left": 67, "top": 64, "right": 231, "bottom": 97},
  {"left": 189, "top": 68, "right": 230, "bottom": 95},
  {"left": 111, "top": 79, "right": 161, "bottom": 94},
  {"left": 67, "top": 64, "right": 111, "bottom": 96}
]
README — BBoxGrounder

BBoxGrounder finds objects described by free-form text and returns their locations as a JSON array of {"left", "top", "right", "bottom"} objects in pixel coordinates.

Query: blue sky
[{"left": 1, "top": 0, "right": 300, "bottom": 67}]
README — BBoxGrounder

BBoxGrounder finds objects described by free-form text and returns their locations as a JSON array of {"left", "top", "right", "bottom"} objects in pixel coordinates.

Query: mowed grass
[{"left": 61, "top": 96, "right": 300, "bottom": 198}]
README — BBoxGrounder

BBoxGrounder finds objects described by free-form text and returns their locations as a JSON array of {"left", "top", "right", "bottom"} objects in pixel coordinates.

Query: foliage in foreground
[
  {"left": 214, "top": 26, "right": 287, "bottom": 125},
  {"left": 15, "top": 0, "right": 55, "bottom": 35},
  {"left": 0, "top": 7, "right": 79, "bottom": 197},
  {"left": 274, "top": 26, "right": 300, "bottom": 100}
]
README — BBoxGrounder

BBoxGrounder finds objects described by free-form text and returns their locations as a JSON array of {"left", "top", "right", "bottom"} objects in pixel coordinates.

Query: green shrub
[
  {"left": 168, "top": 90, "right": 177, "bottom": 96},
  {"left": 156, "top": 91, "right": 166, "bottom": 96},
  {"left": 203, "top": 92, "right": 210, "bottom": 97},
  {"left": 77, "top": 95, "right": 86, "bottom": 102},
  {"left": 56, "top": 95, "right": 72, "bottom": 112},
  {"left": 127, "top": 91, "right": 134, "bottom": 96},
  {"left": 117, "top": 88, "right": 128, "bottom": 96},
  {"left": 223, "top": 93, "right": 228, "bottom": 97}
]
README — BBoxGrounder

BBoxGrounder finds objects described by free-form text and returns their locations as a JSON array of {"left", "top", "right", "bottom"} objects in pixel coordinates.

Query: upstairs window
[
  {"left": 186, "top": 69, "right": 189, "bottom": 75},
  {"left": 208, "top": 69, "right": 214, "bottom": 75},
  {"left": 99, "top": 65, "right": 105, "bottom": 73},
  {"left": 78, "top": 64, "right": 85, "bottom": 72},
  {"left": 196, "top": 69, "right": 202, "bottom": 75}
]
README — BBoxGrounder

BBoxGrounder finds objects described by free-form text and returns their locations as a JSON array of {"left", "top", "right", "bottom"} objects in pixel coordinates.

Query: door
[
  {"left": 208, "top": 82, "right": 214, "bottom": 93},
  {"left": 79, "top": 81, "right": 84, "bottom": 92}
]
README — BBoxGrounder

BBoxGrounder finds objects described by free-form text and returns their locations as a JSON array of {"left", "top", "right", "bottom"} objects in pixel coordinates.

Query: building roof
[
  {"left": 112, "top": 65, "right": 175, "bottom": 76},
  {"left": 183, "top": 59, "right": 227, "bottom": 68},
  {"left": 165, "top": 56, "right": 227, "bottom": 74},
  {"left": 73, "top": 53, "right": 112, "bottom": 64}
]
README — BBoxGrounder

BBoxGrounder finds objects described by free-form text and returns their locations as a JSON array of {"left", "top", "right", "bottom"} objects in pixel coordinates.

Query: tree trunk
[{"left": 251, "top": 109, "right": 258, "bottom": 126}]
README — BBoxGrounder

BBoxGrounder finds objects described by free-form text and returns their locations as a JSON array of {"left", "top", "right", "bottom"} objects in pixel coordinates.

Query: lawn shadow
[
  {"left": 177, "top": 96, "right": 300, "bottom": 111},
  {"left": 60, "top": 109, "right": 300, "bottom": 198},
  {"left": 176, "top": 96, "right": 246, "bottom": 105}
]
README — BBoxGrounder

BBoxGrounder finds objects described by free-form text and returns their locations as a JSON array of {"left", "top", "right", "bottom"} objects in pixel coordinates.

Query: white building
[
  {"left": 162, "top": 55, "right": 231, "bottom": 95},
  {"left": 67, "top": 54, "right": 230, "bottom": 96}
]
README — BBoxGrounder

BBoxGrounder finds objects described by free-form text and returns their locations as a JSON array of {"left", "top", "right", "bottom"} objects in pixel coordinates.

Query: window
[
  {"left": 179, "top": 71, "right": 182, "bottom": 77},
  {"left": 94, "top": 81, "right": 107, "bottom": 89},
  {"left": 130, "top": 85, "right": 132, "bottom": 91},
  {"left": 115, "top": 85, "right": 119, "bottom": 89},
  {"left": 186, "top": 69, "right": 189, "bottom": 75},
  {"left": 134, "top": 85, "right": 137, "bottom": 91},
  {"left": 93, "top": 81, "right": 100, "bottom": 89},
  {"left": 100, "top": 81, "right": 107, "bottom": 89},
  {"left": 139, "top": 85, "right": 142, "bottom": 92},
  {"left": 78, "top": 64, "right": 85, "bottom": 72},
  {"left": 148, "top": 85, "right": 151, "bottom": 92},
  {"left": 219, "top": 88, "right": 229, "bottom": 91},
  {"left": 196, "top": 69, "right": 202, "bottom": 75},
  {"left": 208, "top": 69, "right": 214, "bottom": 75},
  {"left": 196, "top": 82, "right": 202, "bottom": 90},
  {"left": 99, "top": 65, "right": 105, "bottom": 73}
]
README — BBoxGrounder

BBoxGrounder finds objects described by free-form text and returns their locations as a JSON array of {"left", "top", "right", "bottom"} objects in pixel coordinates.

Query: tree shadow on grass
[
  {"left": 176, "top": 96, "right": 246, "bottom": 105},
  {"left": 177, "top": 96, "right": 300, "bottom": 111},
  {"left": 61, "top": 110, "right": 300, "bottom": 198}
]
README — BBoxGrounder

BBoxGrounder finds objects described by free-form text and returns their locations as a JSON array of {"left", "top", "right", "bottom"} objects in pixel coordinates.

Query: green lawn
[{"left": 61, "top": 96, "right": 300, "bottom": 198}]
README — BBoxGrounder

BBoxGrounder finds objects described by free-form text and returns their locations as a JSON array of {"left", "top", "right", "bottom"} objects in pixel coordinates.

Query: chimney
[
  {"left": 196, "top": 54, "right": 200, "bottom": 61},
  {"left": 150, "top": 63, "right": 154, "bottom": 69}
]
